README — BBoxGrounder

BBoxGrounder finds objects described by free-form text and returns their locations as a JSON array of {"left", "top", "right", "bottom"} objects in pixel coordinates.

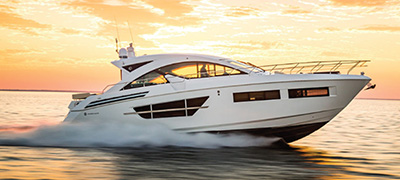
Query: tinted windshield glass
[
  {"left": 229, "top": 60, "right": 264, "bottom": 73},
  {"left": 122, "top": 71, "right": 167, "bottom": 90},
  {"left": 121, "top": 62, "right": 246, "bottom": 90},
  {"left": 160, "top": 62, "right": 244, "bottom": 78}
]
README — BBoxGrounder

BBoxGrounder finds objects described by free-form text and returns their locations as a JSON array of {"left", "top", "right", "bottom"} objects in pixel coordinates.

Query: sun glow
[{"left": 0, "top": 0, "right": 399, "bottom": 99}]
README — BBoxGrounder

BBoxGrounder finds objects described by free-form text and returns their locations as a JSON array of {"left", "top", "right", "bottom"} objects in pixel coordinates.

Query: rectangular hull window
[
  {"left": 152, "top": 100, "right": 186, "bottom": 118},
  {"left": 234, "top": 90, "right": 280, "bottom": 102},
  {"left": 133, "top": 105, "right": 151, "bottom": 119},
  {"left": 186, "top": 97, "right": 209, "bottom": 116},
  {"left": 152, "top": 100, "right": 185, "bottom": 111},
  {"left": 153, "top": 110, "right": 186, "bottom": 118},
  {"left": 288, "top": 87, "right": 329, "bottom": 98},
  {"left": 134, "top": 96, "right": 209, "bottom": 119}
]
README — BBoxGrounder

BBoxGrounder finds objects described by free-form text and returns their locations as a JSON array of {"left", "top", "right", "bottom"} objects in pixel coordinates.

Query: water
[{"left": 0, "top": 91, "right": 399, "bottom": 179}]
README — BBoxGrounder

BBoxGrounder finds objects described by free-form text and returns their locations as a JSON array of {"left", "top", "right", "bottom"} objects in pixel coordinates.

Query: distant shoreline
[
  {"left": 0, "top": 89, "right": 99, "bottom": 93},
  {"left": 356, "top": 98, "right": 400, "bottom": 101}
]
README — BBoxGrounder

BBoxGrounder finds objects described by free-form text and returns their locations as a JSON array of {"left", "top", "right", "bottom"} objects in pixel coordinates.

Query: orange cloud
[
  {"left": 216, "top": 41, "right": 280, "bottom": 51},
  {"left": 143, "top": 0, "right": 193, "bottom": 17},
  {"left": 62, "top": 0, "right": 201, "bottom": 47},
  {"left": 282, "top": 6, "right": 312, "bottom": 14},
  {"left": 0, "top": 48, "right": 47, "bottom": 65},
  {"left": 63, "top": 0, "right": 199, "bottom": 26},
  {"left": 59, "top": 28, "right": 81, "bottom": 35},
  {"left": 317, "top": 27, "right": 341, "bottom": 32},
  {"left": 225, "top": 7, "right": 260, "bottom": 17},
  {"left": 0, "top": 0, "right": 399, "bottom": 100},
  {"left": 0, "top": 49, "right": 32, "bottom": 55},
  {"left": 317, "top": 25, "right": 400, "bottom": 33},
  {"left": 357, "top": 25, "right": 400, "bottom": 32},
  {"left": 328, "top": 0, "right": 398, "bottom": 6},
  {"left": 321, "top": 51, "right": 352, "bottom": 57},
  {"left": 0, "top": 5, "right": 51, "bottom": 35}
]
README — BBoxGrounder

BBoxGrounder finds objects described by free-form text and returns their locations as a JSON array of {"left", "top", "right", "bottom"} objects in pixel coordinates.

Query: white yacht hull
[{"left": 65, "top": 73, "right": 370, "bottom": 142}]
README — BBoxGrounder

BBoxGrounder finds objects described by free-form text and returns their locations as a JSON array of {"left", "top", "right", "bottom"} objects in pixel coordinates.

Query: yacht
[{"left": 64, "top": 44, "right": 371, "bottom": 143}]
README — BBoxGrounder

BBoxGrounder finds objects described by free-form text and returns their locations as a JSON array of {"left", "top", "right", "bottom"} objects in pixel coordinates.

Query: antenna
[
  {"left": 127, "top": 20, "right": 134, "bottom": 45},
  {"left": 115, "top": 38, "right": 118, "bottom": 53},
  {"left": 114, "top": 16, "right": 121, "bottom": 49}
]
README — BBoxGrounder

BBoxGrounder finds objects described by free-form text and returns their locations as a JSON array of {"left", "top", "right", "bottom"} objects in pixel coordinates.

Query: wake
[{"left": 0, "top": 120, "right": 280, "bottom": 148}]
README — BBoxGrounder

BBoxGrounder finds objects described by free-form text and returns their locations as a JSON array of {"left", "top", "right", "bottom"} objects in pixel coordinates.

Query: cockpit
[{"left": 121, "top": 61, "right": 246, "bottom": 90}]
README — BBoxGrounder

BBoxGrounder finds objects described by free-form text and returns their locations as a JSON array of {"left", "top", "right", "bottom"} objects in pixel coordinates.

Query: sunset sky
[{"left": 0, "top": 0, "right": 399, "bottom": 99}]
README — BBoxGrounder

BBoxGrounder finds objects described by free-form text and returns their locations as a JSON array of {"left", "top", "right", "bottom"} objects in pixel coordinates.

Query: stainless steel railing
[
  {"left": 102, "top": 81, "right": 129, "bottom": 93},
  {"left": 257, "top": 60, "right": 370, "bottom": 74}
]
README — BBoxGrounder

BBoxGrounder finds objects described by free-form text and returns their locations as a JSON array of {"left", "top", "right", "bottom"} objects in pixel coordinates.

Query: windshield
[
  {"left": 228, "top": 60, "right": 264, "bottom": 73},
  {"left": 159, "top": 62, "right": 244, "bottom": 79}
]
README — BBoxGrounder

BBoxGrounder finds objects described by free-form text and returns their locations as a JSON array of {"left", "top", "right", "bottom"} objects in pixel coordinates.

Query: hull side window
[
  {"left": 234, "top": 90, "right": 280, "bottom": 102},
  {"left": 134, "top": 96, "right": 209, "bottom": 119},
  {"left": 288, "top": 87, "right": 329, "bottom": 98}
]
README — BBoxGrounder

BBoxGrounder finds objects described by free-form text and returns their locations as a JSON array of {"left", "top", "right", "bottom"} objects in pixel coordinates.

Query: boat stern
[
  {"left": 64, "top": 110, "right": 80, "bottom": 123},
  {"left": 63, "top": 93, "right": 96, "bottom": 123}
]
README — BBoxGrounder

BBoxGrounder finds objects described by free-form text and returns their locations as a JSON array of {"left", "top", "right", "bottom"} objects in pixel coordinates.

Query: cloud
[
  {"left": 0, "top": 49, "right": 31, "bottom": 55},
  {"left": 62, "top": 0, "right": 201, "bottom": 46},
  {"left": 316, "top": 27, "right": 341, "bottom": 33},
  {"left": 225, "top": 6, "right": 260, "bottom": 17},
  {"left": 60, "top": 28, "right": 82, "bottom": 35},
  {"left": 0, "top": 48, "right": 47, "bottom": 56},
  {"left": 282, "top": 9, "right": 312, "bottom": 14},
  {"left": 216, "top": 41, "right": 280, "bottom": 51},
  {"left": 356, "top": 25, "right": 400, "bottom": 32},
  {"left": 63, "top": 0, "right": 200, "bottom": 26},
  {"left": 0, "top": 5, "right": 51, "bottom": 35},
  {"left": 0, "top": 48, "right": 47, "bottom": 64},
  {"left": 282, "top": 6, "right": 312, "bottom": 14},
  {"left": 328, "top": 0, "right": 398, "bottom": 7},
  {"left": 317, "top": 25, "right": 400, "bottom": 33},
  {"left": 141, "top": 25, "right": 205, "bottom": 40},
  {"left": 143, "top": 0, "right": 193, "bottom": 17},
  {"left": 320, "top": 51, "right": 352, "bottom": 57}
]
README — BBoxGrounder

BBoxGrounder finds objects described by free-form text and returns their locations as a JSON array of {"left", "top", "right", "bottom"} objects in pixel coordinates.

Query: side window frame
[
  {"left": 159, "top": 61, "right": 246, "bottom": 79},
  {"left": 121, "top": 61, "right": 247, "bottom": 91},
  {"left": 121, "top": 70, "right": 169, "bottom": 90}
]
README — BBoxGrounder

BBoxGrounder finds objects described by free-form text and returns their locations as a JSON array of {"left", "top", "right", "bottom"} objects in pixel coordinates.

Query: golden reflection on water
[
  {"left": 0, "top": 144, "right": 398, "bottom": 179},
  {"left": 293, "top": 99, "right": 400, "bottom": 179},
  {"left": 0, "top": 147, "right": 119, "bottom": 179},
  {"left": 0, "top": 92, "right": 399, "bottom": 179},
  {"left": 293, "top": 145, "right": 371, "bottom": 180}
]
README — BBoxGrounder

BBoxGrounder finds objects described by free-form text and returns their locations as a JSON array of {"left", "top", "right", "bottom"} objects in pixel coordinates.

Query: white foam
[{"left": 0, "top": 120, "right": 279, "bottom": 148}]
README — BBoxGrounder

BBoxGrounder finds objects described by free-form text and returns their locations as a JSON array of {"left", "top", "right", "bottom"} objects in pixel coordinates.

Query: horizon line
[{"left": 0, "top": 89, "right": 100, "bottom": 93}]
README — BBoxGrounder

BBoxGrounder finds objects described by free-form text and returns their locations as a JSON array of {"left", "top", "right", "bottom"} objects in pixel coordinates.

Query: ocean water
[{"left": 0, "top": 91, "right": 399, "bottom": 179}]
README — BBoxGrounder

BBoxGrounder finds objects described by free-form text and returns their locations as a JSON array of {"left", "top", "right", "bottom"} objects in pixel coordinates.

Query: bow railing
[{"left": 256, "top": 60, "right": 370, "bottom": 75}]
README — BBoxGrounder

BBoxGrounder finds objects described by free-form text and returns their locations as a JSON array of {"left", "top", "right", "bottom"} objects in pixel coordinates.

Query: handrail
[
  {"left": 309, "top": 62, "right": 321, "bottom": 73},
  {"left": 347, "top": 61, "right": 360, "bottom": 74},
  {"left": 102, "top": 81, "right": 129, "bottom": 93},
  {"left": 290, "top": 63, "right": 299, "bottom": 74},
  {"left": 259, "top": 60, "right": 370, "bottom": 75}
]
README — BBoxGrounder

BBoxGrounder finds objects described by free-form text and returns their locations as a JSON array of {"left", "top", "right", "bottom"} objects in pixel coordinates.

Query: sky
[{"left": 0, "top": 0, "right": 399, "bottom": 99}]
